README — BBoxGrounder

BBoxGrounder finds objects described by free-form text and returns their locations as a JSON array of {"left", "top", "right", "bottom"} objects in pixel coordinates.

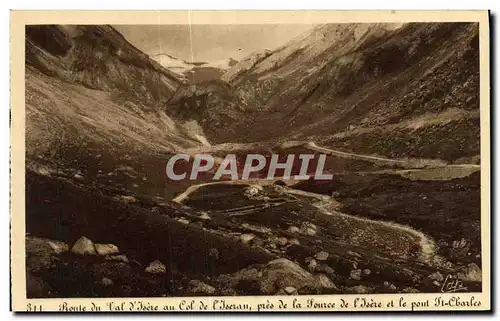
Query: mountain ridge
[{"left": 192, "top": 22, "right": 479, "bottom": 163}]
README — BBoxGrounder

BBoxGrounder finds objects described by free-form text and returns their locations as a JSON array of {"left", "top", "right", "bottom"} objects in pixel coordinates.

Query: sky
[{"left": 114, "top": 24, "right": 316, "bottom": 63}]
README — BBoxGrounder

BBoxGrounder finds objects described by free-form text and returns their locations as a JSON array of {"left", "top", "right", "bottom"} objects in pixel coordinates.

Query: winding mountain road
[{"left": 305, "top": 142, "right": 406, "bottom": 163}]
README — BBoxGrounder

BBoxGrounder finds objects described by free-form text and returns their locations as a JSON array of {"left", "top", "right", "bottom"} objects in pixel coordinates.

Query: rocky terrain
[
  {"left": 25, "top": 23, "right": 482, "bottom": 298},
  {"left": 171, "top": 23, "right": 479, "bottom": 164}
]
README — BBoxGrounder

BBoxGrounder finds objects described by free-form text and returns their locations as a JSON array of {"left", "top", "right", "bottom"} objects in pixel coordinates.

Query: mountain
[
  {"left": 26, "top": 25, "right": 184, "bottom": 102},
  {"left": 25, "top": 25, "right": 207, "bottom": 184},
  {"left": 200, "top": 23, "right": 479, "bottom": 163},
  {"left": 152, "top": 53, "right": 236, "bottom": 83}
]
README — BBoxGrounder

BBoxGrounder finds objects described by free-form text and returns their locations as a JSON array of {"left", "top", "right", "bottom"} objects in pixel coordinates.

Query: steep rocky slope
[
  {"left": 25, "top": 25, "right": 206, "bottom": 175},
  {"left": 197, "top": 23, "right": 479, "bottom": 163}
]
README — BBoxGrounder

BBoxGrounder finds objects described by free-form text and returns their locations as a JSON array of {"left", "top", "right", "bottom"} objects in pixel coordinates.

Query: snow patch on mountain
[{"left": 152, "top": 53, "right": 236, "bottom": 82}]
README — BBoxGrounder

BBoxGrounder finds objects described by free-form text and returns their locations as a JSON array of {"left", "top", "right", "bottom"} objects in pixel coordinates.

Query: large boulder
[
  {"left": 145, "top": 260, "right": 166, "bottom": 275},
  {"left": 95, "top": 243, "right": 120, "bottom": 256},
  {"left": 71, "top": 237, "right": 96, "bottom": 255}
]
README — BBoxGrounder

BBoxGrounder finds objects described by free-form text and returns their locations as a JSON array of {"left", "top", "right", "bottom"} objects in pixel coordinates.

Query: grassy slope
[{"left": 25, "top": 25, "right": 205, "bottom": 186}]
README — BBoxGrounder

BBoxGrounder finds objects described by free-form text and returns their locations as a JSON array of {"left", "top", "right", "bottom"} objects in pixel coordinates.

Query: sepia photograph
[{"left": 10, "top": 10, "right": 490, "bottom": 312}]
